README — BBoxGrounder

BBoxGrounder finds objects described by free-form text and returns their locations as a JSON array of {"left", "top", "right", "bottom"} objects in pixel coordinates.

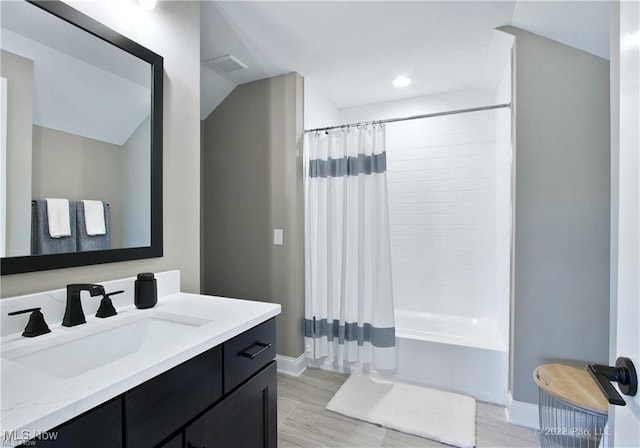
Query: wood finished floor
[{"left": 277, "top": 368, "right": 538, "bottom": 448}]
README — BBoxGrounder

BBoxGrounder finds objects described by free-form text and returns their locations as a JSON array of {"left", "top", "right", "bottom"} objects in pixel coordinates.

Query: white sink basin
[{"left": 2, "top": 312, "right": 210, "bottom": 379}]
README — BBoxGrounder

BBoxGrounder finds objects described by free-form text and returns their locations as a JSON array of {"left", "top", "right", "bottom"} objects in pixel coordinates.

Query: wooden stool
[{"left": 533, "top": 364, "right": 608, "bottom": 448}]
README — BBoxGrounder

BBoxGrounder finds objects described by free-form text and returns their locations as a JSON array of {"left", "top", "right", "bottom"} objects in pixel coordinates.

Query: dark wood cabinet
[
  {"left": 185, "top": 361, "right": 277, "bottom": 448},
  {"left": 125, "top": 346, "right": 223, "bottom": 448},
  {"left": 158, "top": 433, "right": 184, "bottom": 448},
  {"left": 25, "top": 318, "right": 276, "bottom": 448},
  {"left": 30, "top": 398, "right": 122, "bottom": 448}
]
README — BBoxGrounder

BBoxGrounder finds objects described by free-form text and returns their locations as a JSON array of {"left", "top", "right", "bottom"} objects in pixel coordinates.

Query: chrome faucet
[{"left": 62, "top": 284, "right": 105, "bottom": 327}]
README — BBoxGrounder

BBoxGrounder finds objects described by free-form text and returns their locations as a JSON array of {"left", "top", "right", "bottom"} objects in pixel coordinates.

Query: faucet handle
[
  {"left": 8, "top": 308, "right": 52, "bottom": 338},
  {"left": 104, "top": 290, "right": 125, "bottom": 298},
  {"left": 95, "top": 290, "right": 124, "bottom": 319}
]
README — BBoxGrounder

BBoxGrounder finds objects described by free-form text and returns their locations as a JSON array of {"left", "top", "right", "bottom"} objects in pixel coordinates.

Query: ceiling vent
[{"left": 205, "top": 54, "right": 248, "bottom": 73}]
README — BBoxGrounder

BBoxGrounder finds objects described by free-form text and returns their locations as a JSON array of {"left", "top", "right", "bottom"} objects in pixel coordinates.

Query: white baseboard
[
  {"left": 276, "top": 354, "right": 308, "bottom": 377},
  {"left": 505, "top": 392, "right": 539, "bottom": 429},
  {"left": 307, "top": 357, "right": 346, "bottom": 373}
]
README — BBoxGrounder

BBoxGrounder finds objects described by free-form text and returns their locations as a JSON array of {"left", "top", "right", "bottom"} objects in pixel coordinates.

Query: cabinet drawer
[
  {"left": 224, "top": 318, "right": 275, "bottom": 393},
  {"left": 125, "top": 346, "right": 222, "bottom": 448}
]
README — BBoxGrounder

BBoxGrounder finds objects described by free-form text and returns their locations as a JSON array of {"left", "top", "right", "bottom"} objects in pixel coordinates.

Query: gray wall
[
  {"left": 202, "top": 73, "right": 305, "bottom": 358},
  {"left": 500, "top": 27, "right": 611, "bottom": 404},
  {"left": 1, "top": 1, "right": 201, "bottom": 298},
  {"left": 1, "top": 50, "right": 33, "bottom": 257},
  {"left": 32, "top": 125, "right": 125, "bottom": 248}
]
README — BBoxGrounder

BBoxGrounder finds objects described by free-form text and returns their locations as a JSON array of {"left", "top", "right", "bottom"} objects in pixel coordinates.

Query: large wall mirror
[{"left": 0, "top": 0, "right": 163, "bottom": 275}]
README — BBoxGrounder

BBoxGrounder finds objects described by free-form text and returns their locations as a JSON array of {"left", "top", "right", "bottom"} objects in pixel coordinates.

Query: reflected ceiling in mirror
[{"left": 0, "top": 0, "right": 163, "bottom": 275}]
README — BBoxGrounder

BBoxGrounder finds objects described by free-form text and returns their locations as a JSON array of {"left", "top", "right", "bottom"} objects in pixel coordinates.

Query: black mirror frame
[{"left": 1, "top": 0, "right": 163, "bottom": 275}]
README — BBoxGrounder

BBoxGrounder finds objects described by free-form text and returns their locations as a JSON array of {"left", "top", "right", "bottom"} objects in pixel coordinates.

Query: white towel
[
  {"left": 45, "top": 198, "right": 71, "bottom": 238},
  {"left": 83, "top": 200, "right": 106, "bottom": 236}
]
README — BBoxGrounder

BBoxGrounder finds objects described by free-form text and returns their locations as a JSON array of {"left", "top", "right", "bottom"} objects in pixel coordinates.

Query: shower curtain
[{"left": 304, "top": 124, "right": 396, "bottom": 371}]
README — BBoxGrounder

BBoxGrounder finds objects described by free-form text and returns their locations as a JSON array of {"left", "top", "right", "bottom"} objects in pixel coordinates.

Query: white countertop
[{"left": 0, "top": 291, "right": 281, "bottom": 444}]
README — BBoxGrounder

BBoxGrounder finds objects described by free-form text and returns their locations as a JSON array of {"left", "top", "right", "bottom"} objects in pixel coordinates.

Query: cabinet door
[
  {"left": 185, "top": 361, "right": 277, "bottom": 448},
  {"left": 30, "top": 397, "right": 122, "bottom": 448},
  {"left": 158, "top": 433, "right": 183, "bottom": 448},
  {"left": 125, "top": 346, "right": 222, "bottom": 448}
]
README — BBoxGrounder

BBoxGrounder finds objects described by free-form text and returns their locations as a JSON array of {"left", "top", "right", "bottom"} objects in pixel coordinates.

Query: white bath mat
[{"left": 326, "top": 375, "right": 476, "bottom": 448}]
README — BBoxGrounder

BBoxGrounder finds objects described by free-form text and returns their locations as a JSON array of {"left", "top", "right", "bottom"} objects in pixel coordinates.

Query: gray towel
[
  {"left": 31, "top": 200, "right": 77, "bottom": 255},
  {"left": 76, "top": 201, "right": 110, "bottom": 251}
]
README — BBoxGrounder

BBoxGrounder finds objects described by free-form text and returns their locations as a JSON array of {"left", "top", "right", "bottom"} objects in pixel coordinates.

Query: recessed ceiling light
[
  {"left": 138, "top": 0, "right": 157, "bottom": 10},
  {"left": 392, "top": 76, "right": 411, "bottom": 88}
]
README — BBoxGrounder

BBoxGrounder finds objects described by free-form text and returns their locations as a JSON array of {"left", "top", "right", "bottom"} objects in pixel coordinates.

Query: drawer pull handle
[{"left": 240, "top": 342, "right": 272, "bottom": 360}]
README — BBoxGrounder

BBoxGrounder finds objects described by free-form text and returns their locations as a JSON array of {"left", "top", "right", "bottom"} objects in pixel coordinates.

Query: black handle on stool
[
  {"left": 240, "top": 342, "right": 272, "bottom": 360},
  {"left": 588, "top": 357, "right": 638, "bottom": 406}
]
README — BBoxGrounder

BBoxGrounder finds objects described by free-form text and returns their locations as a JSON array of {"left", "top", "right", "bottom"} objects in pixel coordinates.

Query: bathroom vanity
[
  {"left": 24, "top": 319, "right": 276, "bottom": 448},
  {"left": 0, "top": 271, "right": 281, "bottom": 447}
]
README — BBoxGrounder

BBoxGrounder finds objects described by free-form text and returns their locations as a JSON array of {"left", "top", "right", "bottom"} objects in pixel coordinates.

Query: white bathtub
[{"left": 389, "top": 310, "right": 509, "bottom": 405}]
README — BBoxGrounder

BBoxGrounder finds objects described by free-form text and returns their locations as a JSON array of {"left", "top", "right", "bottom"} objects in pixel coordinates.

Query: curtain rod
[{"left": 304, "top": 103, "right": 511, "bottom": 134}]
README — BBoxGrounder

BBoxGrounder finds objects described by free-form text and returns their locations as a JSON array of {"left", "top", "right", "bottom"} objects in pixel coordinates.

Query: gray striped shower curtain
[{"left": 304, "top": 124, "right": 396, "bottom": 371}]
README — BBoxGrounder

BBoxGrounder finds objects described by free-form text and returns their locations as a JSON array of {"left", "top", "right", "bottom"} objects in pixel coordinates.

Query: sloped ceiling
[
  {"left": 511, "top": 1, "right": 610, "bottom": 60},
  {"left": 2, "top": 1, "right": 151, "bottom": 145},
  {"left": 201, "top": 1, "right": 610, "bottom": 120}
]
